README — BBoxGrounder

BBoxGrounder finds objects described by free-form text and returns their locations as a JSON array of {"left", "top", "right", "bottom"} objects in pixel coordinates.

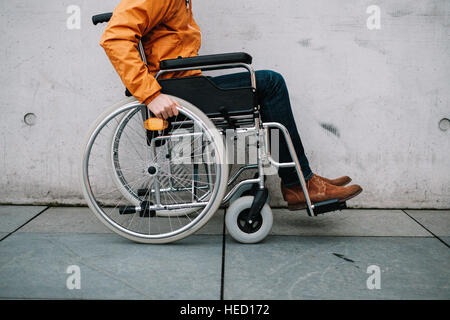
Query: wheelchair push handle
[{"left": 92, "top": 12, "right": 112, "bottom": 25}]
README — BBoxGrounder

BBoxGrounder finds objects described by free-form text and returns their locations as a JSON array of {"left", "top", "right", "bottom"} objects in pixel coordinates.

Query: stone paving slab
[
  {"left": 0, "top": 233, "right": 223, "bottom": 300},
  {"left": 2, "top": 205, "right": 448, "bottom": 300},
  {"left": 269, "top": 209, "right": 432, "bottom": 237},
  {"left": 0, "top": 206, "right": 47, "bottom": 233},
  {"left": 404, "top": 210, "right": 450, "bottom": 236},
  {"left": 19, "top": 207, "right": 224, "bottom": 235},
  {"left": 200, "top": 209, "right": 224, "bottom": 235},
  {"left": 224, "top": 236, "right": 450, "bottom": 300},
  {"left": 19, "top": 207, "right": 111, "bottom": 234},
  {"left": 13, "top": 207, "right": 437, "bottom": 238}
]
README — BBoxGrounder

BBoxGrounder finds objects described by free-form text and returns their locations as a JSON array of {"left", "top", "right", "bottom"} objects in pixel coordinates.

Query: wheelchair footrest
[{"left": 312, "top": 198, "right": 347, "bottom": 215}]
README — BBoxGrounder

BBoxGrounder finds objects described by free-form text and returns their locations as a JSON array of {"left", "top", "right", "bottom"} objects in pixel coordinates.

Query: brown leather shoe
[
  {"left": 315, "top": 174, "right": 352, "bottom": 186},
  {"left": 281, "top": 175, "right": 362, "bottom": 211},
  {"left": 281, "top": 174, "right": 352, "bottom": 201},
  {"left": 281, "top": 174, "right": 351, "bottom": 201}
]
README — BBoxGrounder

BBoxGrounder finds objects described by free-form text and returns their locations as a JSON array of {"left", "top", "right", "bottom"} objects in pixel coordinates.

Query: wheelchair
[{"left": 80, "top": 13, "right": 347, "bottom": 244}]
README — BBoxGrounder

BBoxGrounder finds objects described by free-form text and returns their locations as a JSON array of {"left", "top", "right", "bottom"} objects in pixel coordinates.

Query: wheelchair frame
[
  {"left": 153, "top": 60, "right": 318, "bottom": 216},
  {"left": 84, "top": 12, "right": 348, "bottom": 245}
]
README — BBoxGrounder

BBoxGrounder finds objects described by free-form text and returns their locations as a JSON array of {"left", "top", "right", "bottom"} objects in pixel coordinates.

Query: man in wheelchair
[{"left": 98, "top": 0, "right": 362, "bottom": 212}]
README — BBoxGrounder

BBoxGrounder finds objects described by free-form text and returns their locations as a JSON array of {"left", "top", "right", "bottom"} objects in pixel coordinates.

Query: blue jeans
[{"left": 210, "top": 70, "right": 313, "bottom": 187}]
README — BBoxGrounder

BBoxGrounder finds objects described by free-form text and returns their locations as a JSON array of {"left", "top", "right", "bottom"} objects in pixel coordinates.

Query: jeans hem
[{"left": 281, "top": 171, "right": 313, "bottom": 188}]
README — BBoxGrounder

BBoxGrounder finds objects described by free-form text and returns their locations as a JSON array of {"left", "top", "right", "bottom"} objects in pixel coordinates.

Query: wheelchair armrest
[{"left": 159, "top": 52, "right": 252, "bottom": 70}]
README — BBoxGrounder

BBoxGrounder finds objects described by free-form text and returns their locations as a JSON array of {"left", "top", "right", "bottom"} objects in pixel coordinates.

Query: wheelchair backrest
[{"left": 158, "top": 76, "right": 256, "bottom": 117}]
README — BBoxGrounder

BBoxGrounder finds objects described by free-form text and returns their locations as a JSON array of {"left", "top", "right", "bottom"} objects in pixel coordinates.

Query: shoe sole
[
  {"left": 287, "top": 188, "right": 363, "bottom": 212},
  {"left": 288, "top": 203, "right": 307, "bottom": 211}
]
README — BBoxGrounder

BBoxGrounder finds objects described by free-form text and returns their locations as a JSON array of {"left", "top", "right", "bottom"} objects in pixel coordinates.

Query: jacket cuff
[{"left": 143, "top": 90, "right": 161, "bottom": 105}]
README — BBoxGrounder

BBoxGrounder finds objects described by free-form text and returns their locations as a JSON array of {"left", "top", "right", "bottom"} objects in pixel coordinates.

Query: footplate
[{"left": 312, "top": 198, "right": 347, "bottom": 215}]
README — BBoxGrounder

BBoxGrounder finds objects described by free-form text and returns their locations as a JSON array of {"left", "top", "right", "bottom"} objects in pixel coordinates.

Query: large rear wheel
[{"left": 80, "top": 96, "right": 228, "bottom": 243}]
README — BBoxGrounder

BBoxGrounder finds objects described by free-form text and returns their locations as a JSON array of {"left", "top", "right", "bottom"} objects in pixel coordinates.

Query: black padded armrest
[{"left": 159, "top": 52, "right": 252, "bottom": 70}]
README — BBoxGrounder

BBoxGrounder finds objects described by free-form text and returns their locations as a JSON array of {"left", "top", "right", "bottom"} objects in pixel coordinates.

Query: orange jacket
[{"left": 100, "top": 0, "right": 202, "bottom": 105}]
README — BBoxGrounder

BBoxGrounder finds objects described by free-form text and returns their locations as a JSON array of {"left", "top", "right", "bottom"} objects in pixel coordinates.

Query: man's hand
[{"left": 147, "top": 93, "right": 181, "bottom": 119}]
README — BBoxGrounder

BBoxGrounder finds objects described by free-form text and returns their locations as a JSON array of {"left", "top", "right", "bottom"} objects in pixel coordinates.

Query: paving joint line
[
  {"left": 220, "top": 211, "right": 226, "bottom": 300},
  {"left": 401, "top": 209, "right": 449, "bottom": 248},
  {"left": 0, "top": 206, "right": 50, "bottom": 242}
]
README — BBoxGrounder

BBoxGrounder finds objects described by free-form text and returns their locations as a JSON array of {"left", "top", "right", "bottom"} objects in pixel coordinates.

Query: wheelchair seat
[{"left": 160, "top": 52, "right": 252, "bottom": 70}]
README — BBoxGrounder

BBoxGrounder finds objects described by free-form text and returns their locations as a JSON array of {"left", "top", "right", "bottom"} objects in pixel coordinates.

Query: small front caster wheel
[{"left": 225, "top": 196, "right": 273, "bottom": 244}]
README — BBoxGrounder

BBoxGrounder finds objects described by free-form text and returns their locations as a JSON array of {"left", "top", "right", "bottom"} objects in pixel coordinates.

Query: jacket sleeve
[{"left": 99, "top": 0, "right": 169, "bottom": 104}]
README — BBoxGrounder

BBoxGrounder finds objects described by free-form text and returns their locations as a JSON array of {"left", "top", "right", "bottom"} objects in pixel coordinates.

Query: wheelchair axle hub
[
  {"left": 237, "top": 209, "right": 263, "bottom": 234},
  {"left": 147, "top": 165, "right": 158, "bottom": 176}
]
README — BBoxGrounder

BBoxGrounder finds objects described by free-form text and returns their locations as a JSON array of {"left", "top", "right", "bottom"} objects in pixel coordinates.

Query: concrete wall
[{"left": 0, "top": 0, "right": 449, "bottom": 208}]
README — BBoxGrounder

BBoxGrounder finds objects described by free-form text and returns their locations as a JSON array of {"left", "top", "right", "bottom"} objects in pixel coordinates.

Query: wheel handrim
[{"left": 81, "top": 99, "right": 226, "bottom": 242}]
